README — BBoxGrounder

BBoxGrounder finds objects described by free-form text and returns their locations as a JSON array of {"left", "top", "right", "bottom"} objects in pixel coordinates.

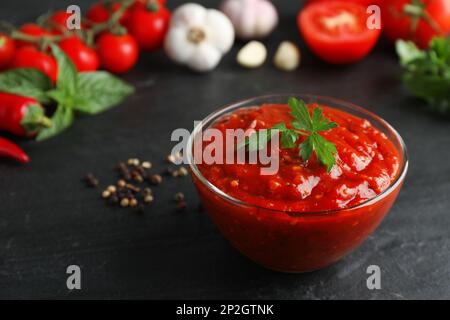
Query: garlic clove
[
  {"left": 237, "top": 41, "right": 267, "bottom": 69},
  {"left": 273, "top": 41, "right": 301, "bottom": 71}
]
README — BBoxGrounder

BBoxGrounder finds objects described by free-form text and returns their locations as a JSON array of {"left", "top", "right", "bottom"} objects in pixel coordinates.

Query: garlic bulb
[
  {"left": 164, "top": 3, "right": 235, "bottom": 72},
  {"left": 220, "top": 0, "right": 278, "bottom": 40}
]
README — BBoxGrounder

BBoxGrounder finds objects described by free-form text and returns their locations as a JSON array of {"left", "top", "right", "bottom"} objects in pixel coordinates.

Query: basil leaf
[
  {"left": 0, "top": 68, "right": 52, "bottom": 103},
  {"left": 50, "top": 44, "right": 78, "bottom": 97},
  {"left": 36, "top": 105, "right": 74, "bottom": 141},
  {"left": 72, "top": 72, "right": 134, "bottom": 115}
]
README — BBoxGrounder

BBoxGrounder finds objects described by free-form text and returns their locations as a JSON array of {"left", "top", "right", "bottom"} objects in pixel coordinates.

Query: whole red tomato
[
  {"left": 126, "top": 2, "right": 170, "bottom": 51},
  {"left": 58, "top": 36, "right": 99, "bottom": 72},
  {"left": 96, "top": 32, "right": 139, "bottom": 73},
  {"left": 86, "top": 1, "right": 131, "bottom": 25},
  {"left": 48, "top": 10, "right": 72, "bottom": 33},
  {"left": 15, "top": 24, "right": 52, "bottom": 48},
  {"left": 298, "top": 1, "right": 381, "bottom": 64},
  {"left": 10, "top": 46, "right": 58, "bottom": 82},
  {"left": 47, "top": 10, "right": 87, "bottom": 33},
  {"left": 381, "top": 0, "right": 450, "bottom": 48},
  {"left": 0, "top": 33, "right": 16, "bottom": 70}
]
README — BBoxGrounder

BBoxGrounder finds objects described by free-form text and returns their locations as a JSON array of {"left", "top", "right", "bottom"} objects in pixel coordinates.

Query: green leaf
[
  {"left": 311, "top": 133, "right": 337, "bottom": 172},
  {"left": 50, "top": 43, "right": 78, "bottom": 96},
  {"left": 245, "top": 129, "right": 277, "bottom": 152},
  {"left": 271, "top": 97, "right": 338, "bottom": 171},
  {"left": 36, "top": 105, "right": 74, "bottom": 141},
  {"left": 397, "top": 36, "right": 450, "bottom": 113},
  {"left": 396, "top": 40, "right": 425, "bottom": 66},
  {"left": 289, "top": 97, "right": 312, "bottom": 132},
  {"left": 0, "top": 68, "right": 52, "bottom": 103},
  {"left": 299, "top": 137, "right": 313, "bottom": 162},
  {"left": 72, "top": 72, "right": 135, "bottom": 114}
]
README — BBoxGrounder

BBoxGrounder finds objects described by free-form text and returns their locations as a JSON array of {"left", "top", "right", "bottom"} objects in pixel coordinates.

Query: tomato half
[
  {"left": 381, "top": 0, "right": 450, "bottom": 48},
  {"left": 298, "top": 1, "right": 381, "bottom": 64},
  {"left": 0, "top": 33, "right": 15, "bottom": 70}
]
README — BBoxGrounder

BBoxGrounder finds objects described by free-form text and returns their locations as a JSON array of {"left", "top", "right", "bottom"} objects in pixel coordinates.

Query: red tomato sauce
[{"left": 197, "top": 104, "right": 400, "bottom": 213}]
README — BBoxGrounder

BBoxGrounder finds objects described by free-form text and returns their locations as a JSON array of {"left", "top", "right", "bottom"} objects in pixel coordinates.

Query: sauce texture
[{"left": 197, "top": 104, "right": 400, "bottom": 212}]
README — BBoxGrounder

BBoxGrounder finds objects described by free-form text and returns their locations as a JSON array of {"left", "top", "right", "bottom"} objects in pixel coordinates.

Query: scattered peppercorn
[
  {"left": 132, "top": 170, "right": 144, "bottom": 183},
  {"left": 149, "top": 174, "right": 162, "bottom": 185},
  {"left": 178, "top": 167, "right": 189, "bottom": 177},
  {"left": 130, "top": 198, "right": 138, "bottom": 207},
  {"left": 174, "top": 192, "right": 185, "bottom": 202},
  {"left": 144, "top": 195, "right": 154, "bottom": 203},
  {"left": 118, "top": 162, "right": 131, "bottom": 180},
  {"left": 120, "top": 198, "right": 130, "bottom": 207},
  {"left": 85, "top": 173, "right": 99, "bottom": 188},
  {"left": 166, "top": 154, "right": 177, "bottom": 164},
  {"left": 142, "top": 161, "right": 152, "bottom": 169},
  {"left": 126, "top": 183, "right": 140, "bottom": 193},
  {"left": 85, "top": 154, "right": 191, "bottom": 213}
]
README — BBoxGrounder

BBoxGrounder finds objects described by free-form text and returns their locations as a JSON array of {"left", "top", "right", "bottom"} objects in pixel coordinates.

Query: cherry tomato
[
  {"left": 298, "top": 1, "right": 381, "bottom": 64},
  {"left": 48, "top": 10, "right": 72, "bottom": 33},
  {"left": 126, "top": 2, "right": 170, "bottom": 51},
  {"left": 0, "top": 33, "right": 16, "bottom": 70},
  {"left": 11, "top": 46, "right": 58, "bottom": 82},
  {"left": 96, "top": 32, "right": 139, "bottom": 73},
  {"left": 86, "top": 1, "right": 131, "bottom": 25},
  {"left": 46, "top": 10, "right": 88, "bottom": 33},
  {"left": 305, "top": 0, "right": 380, "bottom": 7},
  {"left": 381, "top": 0, "right": 450, "bottom": 48},
  {"left": 15, "top": 24, "right": 52, "bottom": 48},
  {"left": 58, "top": 36, "right": 99, "bottom": 72}
]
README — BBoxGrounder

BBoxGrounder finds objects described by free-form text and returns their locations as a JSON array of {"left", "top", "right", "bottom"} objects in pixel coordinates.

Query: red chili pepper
[
  {"left": 0, "top": 92, "right": 51, "bottom": 137},
  {"left": 0, "top": 137, "right": 29, "bottom": 163}
]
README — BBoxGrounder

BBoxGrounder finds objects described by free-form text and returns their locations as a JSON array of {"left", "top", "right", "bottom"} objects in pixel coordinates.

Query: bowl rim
[{"left": 186, "top": 93, "right": 409, "bottom": 216}]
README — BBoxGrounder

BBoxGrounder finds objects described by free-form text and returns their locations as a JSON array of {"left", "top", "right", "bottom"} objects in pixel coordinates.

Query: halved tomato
[{"left": 298, "top": 0, "right": 381, "bottom": 64}]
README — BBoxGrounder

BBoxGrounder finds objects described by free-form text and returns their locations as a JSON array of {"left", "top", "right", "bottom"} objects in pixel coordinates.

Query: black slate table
[{"left": 1, "top": 0, "right": 449, "bottom": 300}]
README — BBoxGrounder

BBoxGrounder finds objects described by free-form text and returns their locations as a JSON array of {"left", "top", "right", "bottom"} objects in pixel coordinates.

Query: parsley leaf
[
  {"left": 240, "top": 97, "right": 339, "bottom": 172},
  {"left": 396, "top": 37, "right": 450, "bottom": 114}
]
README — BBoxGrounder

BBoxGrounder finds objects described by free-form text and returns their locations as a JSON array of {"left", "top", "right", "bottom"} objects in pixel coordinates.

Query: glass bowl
[{"left": 186, "top": 94, "right": 408, "bottom": 273}]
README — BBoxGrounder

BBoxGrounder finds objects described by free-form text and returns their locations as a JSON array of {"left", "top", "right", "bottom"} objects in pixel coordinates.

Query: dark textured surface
[{"left": 1, "top": 0, "right": 449, "bottom": 300}]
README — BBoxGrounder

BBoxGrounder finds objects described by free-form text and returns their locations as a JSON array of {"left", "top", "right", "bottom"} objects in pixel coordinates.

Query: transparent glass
[{"left": 187, "top": 94, "right": 409, "bottom": 273}]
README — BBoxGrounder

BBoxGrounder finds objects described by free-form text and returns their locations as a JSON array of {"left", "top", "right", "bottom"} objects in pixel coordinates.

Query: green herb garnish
[
  {"left": 396, "top": 37, "right": 450, "bottom": 114},
  {"left": 0, "top": 44, "right": 134, "bottom": 141},
  {"left": 241, "top": 97, "right": 338, "bottom": 172}
]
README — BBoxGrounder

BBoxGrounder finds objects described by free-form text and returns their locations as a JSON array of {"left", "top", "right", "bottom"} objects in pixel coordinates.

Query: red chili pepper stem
[
  {"left": 0, "top": 93, "right": 52, "bottom": 137},
  {"left": 0, "top": 137, "right": 30, "bottom": 164},
  {"left": 20, "top": 103, "right": 52, "bottom": 134}
]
